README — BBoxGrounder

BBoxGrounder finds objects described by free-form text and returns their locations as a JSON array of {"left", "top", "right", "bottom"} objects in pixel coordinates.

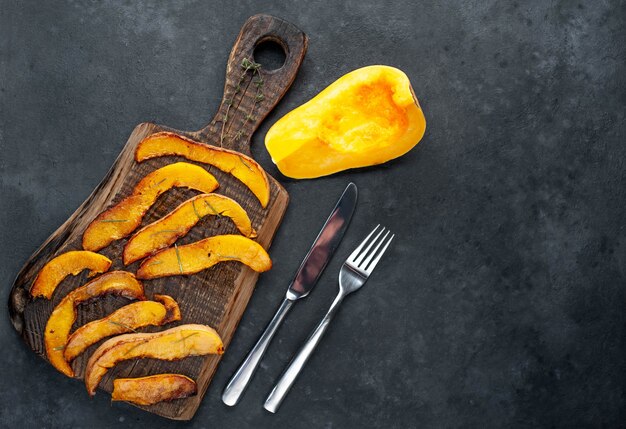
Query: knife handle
[
  {"left": 264, "top": 292, "right": 345, "bottom": 413},
  {"left": 222, "top": 297, "right": 295, "bottom": 406}
]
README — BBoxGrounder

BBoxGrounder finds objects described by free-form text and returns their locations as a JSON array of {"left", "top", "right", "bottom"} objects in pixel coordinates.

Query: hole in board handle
[{"left": 253, "top": 39, "right": 287, "bottom": 71}]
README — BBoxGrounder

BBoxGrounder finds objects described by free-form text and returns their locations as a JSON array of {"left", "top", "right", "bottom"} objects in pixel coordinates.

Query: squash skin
[
  {"left": 265, "top": 65, "right": 426, "bottom": 179},
  {"left": 111, "top": 374, "right": 197, "bottom": 405},
  {"left": 136, "top": 234, "right": 271, "bottom": 279},
  {"left": 30, "top": 251, "right": 112, "bottom": 299},
  {"left": 123, "top": 193, "right": 256, "bottom": 265},
  {"left": 84, "top": 324, "right": 223, "bottom": 396},
  {"left": 63, "top": 294, "right": 181, "bottom": 362},
  {"left": 82, "top": 162, "right": 219, "bottom": 252},
  {"left": 135, "top": 132, "right": 270, "bottom": 208},
  {"left": 44, "top": 271, "right": 145, "bottom": 377}
]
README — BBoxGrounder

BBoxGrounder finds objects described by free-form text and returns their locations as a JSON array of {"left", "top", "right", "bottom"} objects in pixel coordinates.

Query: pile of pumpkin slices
[{"left": 30, "top": 132, "right": 272, "bottom": 406}]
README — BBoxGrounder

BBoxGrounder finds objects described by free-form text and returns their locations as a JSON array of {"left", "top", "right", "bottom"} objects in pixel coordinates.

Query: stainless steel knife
[{"left": 222, "top": 182, "right": 358, "bottom": 406}]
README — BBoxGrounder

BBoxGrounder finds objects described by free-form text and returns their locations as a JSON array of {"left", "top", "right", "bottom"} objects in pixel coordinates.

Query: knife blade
[{"left": 222, "top": 183, "right": 357, "bottom": 406}]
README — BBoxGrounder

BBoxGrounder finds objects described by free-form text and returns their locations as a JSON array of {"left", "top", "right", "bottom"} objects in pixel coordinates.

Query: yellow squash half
[{"left": 265, "top": 65, "right": 426, "bottom": 179}]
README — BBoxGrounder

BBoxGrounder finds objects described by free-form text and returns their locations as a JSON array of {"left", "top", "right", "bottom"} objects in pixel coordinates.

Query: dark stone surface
[{"left": 1, "top": 1, "right": 624, "bottom": 427}]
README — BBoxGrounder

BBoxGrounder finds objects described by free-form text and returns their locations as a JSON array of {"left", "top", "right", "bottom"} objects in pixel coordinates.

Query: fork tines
[{"left": 348, "top": 225, "right": 394, "bottom": 274}]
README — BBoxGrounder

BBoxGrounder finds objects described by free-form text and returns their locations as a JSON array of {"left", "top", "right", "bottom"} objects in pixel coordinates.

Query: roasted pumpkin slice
[
  {"left": 64, "top": 294, "right": 181, "bottom": 362},
  {"left": 30, "top": 251, "right": 112, "bottom": 299},
  {"left": 45, "top": 271, "right": 145, "bottom": 377},
  {"left": 85, "top": 324, "right": 223, "bottom": 396},
  {"left": 111, "top": 374, "right": 197, "bottom": 405},
  {"left": 135, "top": 132, "right": 270, "bottom": 208},
  {"left": 136, "top": 235, "right": 271, "bottom": 279},
  {"left": 123, "top": 193, "right": 256, "bottom": 265},
  {"left": 153, "top": 293, "right": 182, "bottom": 323},
  {"left": 82, "top": 162, "right": 219, "bottom": 251}
]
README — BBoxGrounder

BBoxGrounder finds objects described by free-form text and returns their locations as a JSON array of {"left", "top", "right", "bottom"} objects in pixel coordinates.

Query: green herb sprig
[
  {"left": 123, "top": 342, "right": 145, "bottom": 357},
  {"left": 216, "top": 253, "right": 241, "bottom": 261},
  {"left": 151, "top": 178, "right": 167, "bottom": 188},
  {"left": 238, "top": 155, "right": 253, "bottom": 171},
  {"left": 174, "top": 244, "right": 184, "bottom": 274},
  {"left": 150, "top": 229, "right": 182, "bottom": 237},
  {"left": 238, "top": 64, "right": 265, "bottom": 143},
  {"left": 174, "top": 332, "right": 200, "bottom": 348},
  {"left": 192, "top": 199, "right": 203, "bottom": 220},
  {"left": 203, "top": 200, "right": 224, "bottom": 218},
  {"left": 219, "top": 58, "right": 263, "bottom": 146},
  {"left": 109, "top": 321, "right": 137, "bottom": 332}
]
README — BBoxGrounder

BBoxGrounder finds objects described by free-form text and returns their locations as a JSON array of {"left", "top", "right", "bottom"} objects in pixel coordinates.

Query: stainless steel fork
[{"left": 264, "top": 225, "right": 395, "bottom": 413}]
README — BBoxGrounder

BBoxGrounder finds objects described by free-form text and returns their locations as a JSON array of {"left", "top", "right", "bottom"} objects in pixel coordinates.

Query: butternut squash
[
  {"left": 64, "top": 294, "right": 181, "bottom": 362},
  {"left": 84, "top": 324, "right": 223, "bottom": 396},
  {"left": 44, "top": 271, "right": 145, "bottom": 377},
  {"left": 30, "top": 251, "right": 112, "bottom": 299},
  {"left": 111, "top": 374, "right": 197, "bottom": 405},
  {"left": 135, "top": 132, "right": 270, "bottom": 207},
  {"left": 265, "top": 65, "right": 426, "bottom": 178},
  {"left": 123, "top": 193, "right": 256, "bottom": 265},
  {"left": 136, "top": 235, "right": 271, "bottom": 279},
  {"left": 82, "top": 162, "right": 219, "bottom": 252}
]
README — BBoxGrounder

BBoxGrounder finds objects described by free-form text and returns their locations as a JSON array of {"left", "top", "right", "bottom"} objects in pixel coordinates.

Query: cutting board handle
[{"left": 197, "top": 14, "right": 308, "bottom": 155}]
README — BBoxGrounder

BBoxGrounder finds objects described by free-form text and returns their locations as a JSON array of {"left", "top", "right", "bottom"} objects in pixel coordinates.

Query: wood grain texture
[{"left": 8, "top": 14, "right": 307, "bottom": 420}]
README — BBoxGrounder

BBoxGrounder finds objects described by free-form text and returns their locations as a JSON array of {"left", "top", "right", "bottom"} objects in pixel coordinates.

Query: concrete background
[{"left": 1, "top": 1, "right": 624, "bottom": 428}]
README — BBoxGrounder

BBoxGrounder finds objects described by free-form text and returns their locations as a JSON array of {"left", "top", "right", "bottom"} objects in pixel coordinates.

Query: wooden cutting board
[{"left": 7, "top": 14, "right": 307, "bottom": 420}]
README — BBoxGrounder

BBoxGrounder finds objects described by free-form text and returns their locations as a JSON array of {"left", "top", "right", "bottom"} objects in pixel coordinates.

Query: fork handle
[
  {"left": 264, "top": 292, "right": 345, "bottom": 413},
  {"left": 222, "top": 297, "right": 295, "bottom": 406}
]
